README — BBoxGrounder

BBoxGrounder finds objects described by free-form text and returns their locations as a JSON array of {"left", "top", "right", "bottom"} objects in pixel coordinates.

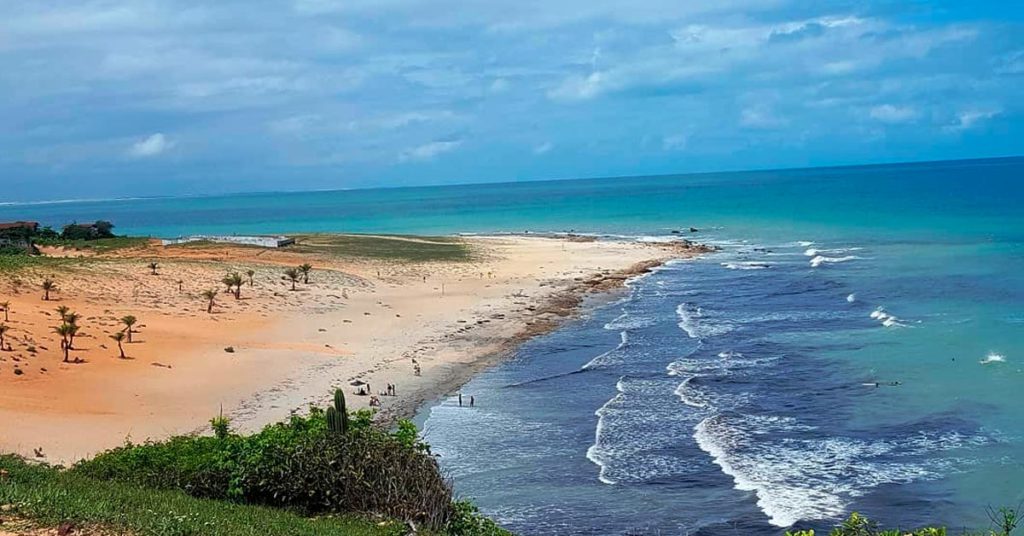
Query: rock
[
  {"left": 224, "top": 346, "right": 235, "bottom": 353},
  {"left": 689, "top": 227, "right": 699, "bottom": 233}
]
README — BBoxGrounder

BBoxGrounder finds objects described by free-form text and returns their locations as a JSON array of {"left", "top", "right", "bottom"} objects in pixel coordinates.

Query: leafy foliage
[{"left": 73, "top": 404, "right": 460, "bottom": 530}]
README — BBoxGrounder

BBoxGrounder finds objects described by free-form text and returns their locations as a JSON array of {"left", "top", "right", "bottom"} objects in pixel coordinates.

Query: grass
[
  {"left": 33, "top": 236, "right": 152, "bottom": 253},
  {"left": 0, "top": 455, "right": 405, "bottom": 536},
  {"left": 0, "top": 253, "right": 81, "bottom": 272},
  {"left": 289, "top": 234, "right": 474, "bottom": 262}
]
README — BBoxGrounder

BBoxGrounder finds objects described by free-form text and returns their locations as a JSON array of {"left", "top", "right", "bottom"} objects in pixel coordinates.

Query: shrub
[{"left": 73, "top": 404, "right": 457, "bottom": 530}]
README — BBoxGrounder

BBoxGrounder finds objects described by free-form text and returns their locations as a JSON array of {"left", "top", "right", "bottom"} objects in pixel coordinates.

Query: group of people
[{"left": 457, "top": 392, "right": 475, "bottom": 407}]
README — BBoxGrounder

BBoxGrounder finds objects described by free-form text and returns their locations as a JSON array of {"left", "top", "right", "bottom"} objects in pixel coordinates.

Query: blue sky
[{"left": 1, "top": 0, "right": 1022, "bottom": 201}]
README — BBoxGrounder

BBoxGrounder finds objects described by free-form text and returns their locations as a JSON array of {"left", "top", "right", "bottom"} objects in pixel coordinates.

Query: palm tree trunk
[
  {"left": 118, "top": 342, "right": 125, "bottom": 359},
  {"left": 291, "top": 281, "right": 296, "bottom": 291},
  {"left": 127, "top": 328, "right": 132, "bottom": 343}
]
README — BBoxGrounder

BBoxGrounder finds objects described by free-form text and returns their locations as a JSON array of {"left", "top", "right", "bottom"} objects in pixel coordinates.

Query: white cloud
[
  {"left": 489, "top": 78, "right": 510, "bottom": 93},
  {"left": 127, "top": 133, "right": 173, "bottom": 158},
  {"left": 869, "top": 104, "right": 918, "bottom": 124},
  {"left": 944, "top": 109, "right": 1001, "bottom": 133},
  {"left": 662, "top": 134, "right": 688, "bottom": 151},
  {"left": 400, "top": 140, "right": 462, "bottom": 161},
  {"left": 740, "top": 106, "right": 786, "bottom": 129},
  {"left": 548, "top": 72, "right": 605, "bottom": 101}
]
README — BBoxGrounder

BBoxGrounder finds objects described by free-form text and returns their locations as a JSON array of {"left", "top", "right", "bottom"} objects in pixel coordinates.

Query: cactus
[{"left": 326, "top": 389, "right": 349, "bottom": 434}]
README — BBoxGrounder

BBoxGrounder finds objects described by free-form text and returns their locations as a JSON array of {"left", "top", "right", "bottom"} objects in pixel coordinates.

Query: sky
[{"left": 1, "top": 0, "right": 1023, "bottom": 202}]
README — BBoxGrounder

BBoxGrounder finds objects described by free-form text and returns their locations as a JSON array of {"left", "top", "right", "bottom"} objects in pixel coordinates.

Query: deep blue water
[{"left": 3, "top": 157, "right": 1023, "bottom": 534}]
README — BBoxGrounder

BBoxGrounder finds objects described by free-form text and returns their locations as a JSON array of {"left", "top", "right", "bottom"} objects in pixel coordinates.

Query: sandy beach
[{"left": 0, "top": 234, "right": 707, "bottom": 463}]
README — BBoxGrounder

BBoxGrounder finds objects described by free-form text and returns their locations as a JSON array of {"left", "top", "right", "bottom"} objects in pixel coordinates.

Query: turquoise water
[{"left": 3, "top": 157, "right": 1023, "bottom": 533}]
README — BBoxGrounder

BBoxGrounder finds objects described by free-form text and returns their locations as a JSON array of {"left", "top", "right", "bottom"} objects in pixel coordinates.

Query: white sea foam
[
  {"left": 603, "top": 311, "right": 654, "bottom": 331},
  {"left": 870, "top": 307, "right": 906, "bottom": 328},
  {"left": 797, "top": 241, "right": 815, "bottom": 247},
  {"left": 847, "top": 293, "right": 856, "bottom": 303},
  {"left": 582, "top": 331, "right": 629, "bottom": 369},
  {"left": 676, "top": 303, "right": 733, "bottom": 339},
  {"left": 721, "top": 261, "right": 771, "bottom": 270},
  {"left": 694, "top": 413, "right": 989, "bottom": 527},
  {"left": 804, "top": 248, "right": 820, "bottom": 257},
  {"left": 809, "top": 255, "right": 859, "bottom": 268},
  {"left": 980, "top": 352, "right": 1006, "bottom": 365}
]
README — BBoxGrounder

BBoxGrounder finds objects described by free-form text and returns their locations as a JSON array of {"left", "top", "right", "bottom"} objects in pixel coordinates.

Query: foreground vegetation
[
  {"left": 1, "top": 391, "right": 508, "bottom": 536},
  {"left": 786, "top": 509, "right": 1020, "bottom": 536},
  {"left": 0, "top": 456, "right": 402, "bottom": 536}
]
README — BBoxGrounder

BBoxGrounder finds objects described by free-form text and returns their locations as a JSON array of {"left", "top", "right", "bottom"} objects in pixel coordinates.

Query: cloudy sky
[{"left": 2, "top": 1, "right": 1022, "bottom": 201}]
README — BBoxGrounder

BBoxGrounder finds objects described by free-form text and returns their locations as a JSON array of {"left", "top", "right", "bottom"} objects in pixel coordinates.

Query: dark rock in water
[
  {"left": 671, "top": 229, "right": 681, "bottom": 234},
  {"left": 689, "top": 227, "right": 699, "bottom": 233}
]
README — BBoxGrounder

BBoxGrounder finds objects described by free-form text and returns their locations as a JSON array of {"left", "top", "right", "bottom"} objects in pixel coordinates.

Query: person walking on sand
[{"left": 458, "top": 393, "right": 463, "bottom": 407}]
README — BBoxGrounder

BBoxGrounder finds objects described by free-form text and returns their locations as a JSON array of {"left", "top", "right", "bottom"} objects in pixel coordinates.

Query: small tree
[
  {"left": 41, "top": 279, "right": 56, "bottom": 301},
  {"left": 54, "top": 323, "right": 73, "bottom": 362},
  {"left": 121, "top": 315, "right": 137, "bottom": 343},
  {"left": 148, "top": 262, "right": 159, "bottom": 275},
  {"left": 298, "top": 263, "right": 313, "bottom": 284},
  {"left": 62, "top": 311, "right": 80, "bottom": 349},
  {"left": 0, "top": 301, "right": 9, "bottom": 322},
  {"left": 0, "top": 323, "right": 9, "bottom": 350},
  {"left": 110, "top": 331, "right": 127, "bottom": 359},
  {"left": 246, "top": 269, "right": 255, "bottom": 287},
  {"left": 210, "top": 409, "right": 231, "bottom": 440},
  {"left": 284, "top": 268, "right": 300, "bottom": 291},
  {"left": 201, "top": 289, "right": 218, "bottom": 314},
  {"left": 55, "top": 305, "right": 70, "bottom": 320},
  {"left": 222, "top": 273, "right": 243, "bottom": 299}
]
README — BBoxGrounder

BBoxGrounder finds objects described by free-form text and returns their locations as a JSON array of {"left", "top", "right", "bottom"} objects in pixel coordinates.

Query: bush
[{"left": 73, "top": 406, "right": 458, "bottom": 530}]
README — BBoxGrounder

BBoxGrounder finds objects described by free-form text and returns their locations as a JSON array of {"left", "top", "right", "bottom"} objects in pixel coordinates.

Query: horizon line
[{"left": 2, "top": 154, "right": 1021, "bottom": 208}]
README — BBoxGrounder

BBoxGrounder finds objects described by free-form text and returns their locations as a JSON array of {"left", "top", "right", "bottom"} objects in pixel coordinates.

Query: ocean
[{"left": 3, "top": 157, "right": 1023, "bottom": 534}]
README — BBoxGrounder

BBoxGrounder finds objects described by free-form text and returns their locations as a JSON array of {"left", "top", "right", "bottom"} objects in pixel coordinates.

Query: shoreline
[
  {"left": 0, "top": 234, "right": 710, "bottom": 462},
  {"left": 376, "top": 256, "right": 673, "bottom": 425}
]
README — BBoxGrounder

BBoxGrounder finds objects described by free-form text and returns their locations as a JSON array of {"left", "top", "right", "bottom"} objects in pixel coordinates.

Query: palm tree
[
  {"left": 0, "top": 323, "right": 9, "bottom": 351},
  {"left": 55, "top": 305, "right": 70, "bottom": 321},
  {"left": 121, "top": 315, "right": 137, "bottom": 343},
  {"left": 148, "top": 262, "right": 159, "bottom": 275},
  {"left": 298, "top": 263, "right": 312, "bottom": 284},
  {"left": 66, "top": 323, "right": 79, "bottom": 351},
  {"left": 0, "top": 301, "right": 9, "bottom": 322},
  {"left": 110, "top": 331, "right": 127, "bottom": 359},
  {"left": 54, "top": 323, "right": 73, "bottom": 362},
  {"left": 41, "top": 279, "right": 56, "bottom": 301},
  {"left": 284, "top": 268, "right": 300, "bottom": 291},
  {"left": 201, "top": 289, "right": 218, "bottom": 314},
  {"left": 246, "top": 269, "right": 255, "bottom": 287},
  {"left": 222, "top": 273, "right": 243, "bottom": 299}
]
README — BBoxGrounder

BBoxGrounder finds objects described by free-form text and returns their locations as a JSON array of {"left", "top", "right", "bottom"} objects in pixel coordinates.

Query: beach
[{"left": 0, "top": 234, "right": 706, "bottom": 463}]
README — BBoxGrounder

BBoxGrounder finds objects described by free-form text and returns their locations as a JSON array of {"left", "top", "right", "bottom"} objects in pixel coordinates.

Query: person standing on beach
[
  {"left": 470, "top": 396, "right": 475, "bottom": 407},
  {"left": 458, "top": 393, "right": 463, "bottom": 407}
]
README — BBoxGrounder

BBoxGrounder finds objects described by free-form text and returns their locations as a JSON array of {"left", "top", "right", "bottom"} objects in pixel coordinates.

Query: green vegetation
[
  {"left": 62, "top": 394, "right": 509, "bottom": 536},
  {"left": 786, "top": 510, "right": 1021, "bottom": 536},
  {"left": 0, "top": 455, "right": 404, "bottom": 536},
  {"left": 290, "top": 234, "right": 474, "bottom": 262},
  {"left": 33, "top": 236, "right": 151, "bottom": 253}
]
